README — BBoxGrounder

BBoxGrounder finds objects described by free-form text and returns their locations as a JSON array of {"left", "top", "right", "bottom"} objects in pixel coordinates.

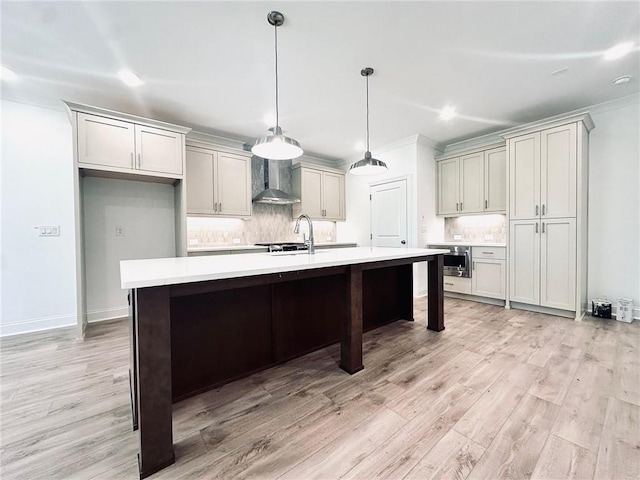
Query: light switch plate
[
  {"left": 38, "top": 226, "right": 60, "bottom": 236},
  {"left": 484, "top": 234, "right": 494, "bottom": 240}
]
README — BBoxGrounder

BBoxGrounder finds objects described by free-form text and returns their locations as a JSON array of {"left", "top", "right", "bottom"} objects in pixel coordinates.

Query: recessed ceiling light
[
  {"left": 604, "top": 42, "right": 634, "bottom": 61},
  {"left": 439, "top": 105, "right": 457, "bottom": 121},
  {"left": 118, "top": 69, "right": 144, "bottom": 87},
  {"left": 613, "top": 75, "right": 632, "bottom": 85},
  {"left": 1, "top": 65, "right": 19, "bottom": 81}
]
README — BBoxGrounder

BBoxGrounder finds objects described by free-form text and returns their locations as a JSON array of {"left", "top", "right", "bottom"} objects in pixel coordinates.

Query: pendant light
[
  {"left": 252, "top": 11, "right": 303, "bottom": 161},
  {"left": 350, "top": 67, "right": 388, "bottom": 175}
]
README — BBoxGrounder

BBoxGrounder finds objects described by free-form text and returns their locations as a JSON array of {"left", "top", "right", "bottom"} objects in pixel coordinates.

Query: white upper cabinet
[
  {"left": 460, "top": 152, "right": 484, "bottom": 213},
  {"left": 540, "top": 123, "right": 577, "bottom": 219},
  {"left": 510, "top": 124, "right": 576, "bottom": 220},
  {"left": 436, "top": 145, "right": 506, "bottom": 216},
  {"left": 509, "top": 132, "right": 540, "bottom": 220},
  {"left": 77, "top": 113, "right": 136, "bottom": 170},
  {"left": 292, "top": 164, "right": 345, "bottom": 221},
  {"left": 437, "top": 158, "right": 460, "bottom": 215},
  {"left": 135, "top": 125, "right": 183, "bottom": 175},
  {"left": 75, "top": 110, "right": 187, "bottom": 180},
  {"left": 484, "top": 147, "right": 507, "bottom": 212},
  {"left": 186, "top": 146, "right": 251, "bottom": 217}
]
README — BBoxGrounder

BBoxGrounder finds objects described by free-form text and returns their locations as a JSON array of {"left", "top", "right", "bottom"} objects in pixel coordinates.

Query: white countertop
[
  {"left": 187, "top": 242, "right": 357, "bottom": 253},
  {"left": 121, "top": 247, "right": 449, "bottom": 289},
  {"left": 427, "top": 241, "right": 506, "bottom": 248}
]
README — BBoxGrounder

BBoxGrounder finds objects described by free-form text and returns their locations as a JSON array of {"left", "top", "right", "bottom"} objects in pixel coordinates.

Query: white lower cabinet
[
  {"left": 471, "top": 247, "right": 506, "bottom": 299},
  {"left": 443, "top": 276, "right": 471, "bottom": 295},
  {"left": 509, "top": 218, "right": 576, "bottom": 311}
]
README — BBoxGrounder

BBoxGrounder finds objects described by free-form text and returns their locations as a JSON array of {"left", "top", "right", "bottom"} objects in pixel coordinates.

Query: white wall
[
  {"left": 83, "top": 177, "right": 176, "bottom": 322},
  {"left": 1, "top": 100, "right": 77, "bottom": 335},
  {"left": 587, "top": 97, "right": 640, "bottom": 318}
]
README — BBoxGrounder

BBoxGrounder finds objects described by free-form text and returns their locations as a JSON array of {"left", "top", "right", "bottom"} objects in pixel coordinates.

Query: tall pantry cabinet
[{"left": 504, "top": 113, "right": 593, "bottom": 320}]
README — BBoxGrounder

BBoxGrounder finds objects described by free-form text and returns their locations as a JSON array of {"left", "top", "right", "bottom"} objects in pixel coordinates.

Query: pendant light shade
[
  {"left": 252, "top": 11, "right": 303, "bottom": 160},
  {"left": 350, "top": 67, "right": 388, "bottom": 175}
]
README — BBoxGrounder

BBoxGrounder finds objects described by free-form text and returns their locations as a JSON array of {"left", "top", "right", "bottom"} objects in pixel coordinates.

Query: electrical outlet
[
  {"left": 453, "top": 234, "right": 462, "bottom": 240},
  {"left": 38, "top": 226, "right": 60, "bottom": 237},
  {"left": 232, "top": 238, "right": 241, "bottom": 244},
  {"left": 115, "top": 226, "right": 125, "bottom": 236},
  {"left": 484, "top": 234, "right": 494, "bottom": 240},
  {"left": 189, "top": 239, "right": 199, "bottom": 246}
]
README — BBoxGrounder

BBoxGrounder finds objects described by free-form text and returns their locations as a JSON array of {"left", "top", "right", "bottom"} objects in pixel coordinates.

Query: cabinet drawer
[
  {"left": 443, "top": 276, "right": 471, "bottom": 294},
  {"left": 472, "top": 246, "right": 506, "bottom": 260}
]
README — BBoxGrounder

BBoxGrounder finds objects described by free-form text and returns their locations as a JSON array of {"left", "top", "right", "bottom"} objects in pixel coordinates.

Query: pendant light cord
[
  {"left": 274, "top": 23, "right": 279, "bottom": 129},
  {"left": 365, "top": 74, "right": 370, "bottom": 152}
]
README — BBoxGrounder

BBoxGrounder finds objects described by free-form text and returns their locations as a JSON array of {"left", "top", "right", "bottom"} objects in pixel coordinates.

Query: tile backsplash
[
  {"left": 187, "top": 205, "right": 336, "bottom": 247},
  {"left": 444, "top": 214, "right": 506, "bottom": 243}
]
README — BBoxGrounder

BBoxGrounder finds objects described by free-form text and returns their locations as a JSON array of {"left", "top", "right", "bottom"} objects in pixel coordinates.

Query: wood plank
[{"left": 531, "top": 434, "right": 596, "bottom": 480}]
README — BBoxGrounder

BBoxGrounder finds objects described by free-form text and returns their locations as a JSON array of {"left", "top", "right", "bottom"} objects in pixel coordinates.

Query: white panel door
[
  {"left": 509, "top": 133, "right": 540, "bottom": 220},
  {"left": 472, "top": 259, "right": 506, "bottom": 299},
  {"left": 135, "top": 125, "right": 183, "bottom": 175},
  {"left": 540, "top": 218, "right": 576, "bottom": 310},
  {"left": 185, "top": 148, "right": 215, "bottom": 214},
  {"left": 438, "top": 158, "right": 459, "bottom": 215},
  {"left": 322, "top": 172, "right": 344, "bottom": 220},
  {"left": 541, "top": 124, "right": 577, "bottom": 219},
  {"left": 77, "top": 113, "right": 135, "bottom": 169},
  {"left": 300, "top": 169, "right": 323, "bottom": 218},
  {"left": 509, "top": 219, "right": 540, "bottom": 305},
  {"left": 484, "top": 147, "right": 506, "bottom": 212},
  {"left": 371, "top": 179, "right": 408, "bottom": 248},
  {"left": 460, "top": 152, "right": 484, "bottom": 213},
  {"left": 217, "top": 152, "right": 251, "bottom": 216}
]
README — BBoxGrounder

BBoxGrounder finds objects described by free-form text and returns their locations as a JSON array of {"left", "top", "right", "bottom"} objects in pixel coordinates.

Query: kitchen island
[{"left": 121, "top": 247, "right": 447, "bottom": 478}]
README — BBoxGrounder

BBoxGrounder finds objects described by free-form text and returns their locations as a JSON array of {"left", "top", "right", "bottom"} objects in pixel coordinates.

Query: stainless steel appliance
[
  {"left": 428, "top": 244, "right": 472, "bottom": 278},
  {"left": 255, "top": 242, "right": 308, "bottom": 253}
]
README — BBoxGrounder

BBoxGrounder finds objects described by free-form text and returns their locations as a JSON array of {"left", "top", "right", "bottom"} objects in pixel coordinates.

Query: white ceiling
[{"left": 2, "top": 1, "right": 639, "bottom": 160}]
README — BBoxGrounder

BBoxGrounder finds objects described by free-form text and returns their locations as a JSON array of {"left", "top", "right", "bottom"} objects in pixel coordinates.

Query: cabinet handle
[
  {"left": 460, "top": 202, "right": 463, "bottom": 210},
  {"left": 482, "top": 251, "right": 493, "bottom": 255},
  {"left": 542, "top": 204, "right": 546, "bottom": 216},
  {"left": 485, "top": 199, "right": 488, "bottom": 209},
  {"left": 473, "top": 261, "right": 475, "bottom": 270},
  {"left": 445, "top": 282, "right": 454, "bottom": 286},
  {"left": 219, "top": 203, "right": 222, "bottom": 212},
  {"left": 536, "top": 205, "right": 539, "bottom": 216},
  {"left": 542, "top": 222, "right": 545, "bottom": 233},
  {"left": 456, "top": 202, "right": 459, "bottom": 211},
  {"left": 137, "top": 153, "right": 141, "bottom": 168},
  {"left": 536, "top": 223, "right": 539, "bottom": 233},
  {"left": 214, "top": 202, "right": 218, "bottom": 212},
  {"left": 130, "top": 152, "right": 134, "bottom": 169}
]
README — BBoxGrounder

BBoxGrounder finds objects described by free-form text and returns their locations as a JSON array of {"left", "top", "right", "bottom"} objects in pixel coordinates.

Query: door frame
[{"left": 369, "top": 174, "right": 412, "bottom": 248}]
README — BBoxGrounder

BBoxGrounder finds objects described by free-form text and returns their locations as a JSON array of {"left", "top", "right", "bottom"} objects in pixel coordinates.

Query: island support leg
[
  {"left": 134, "top": 286, "right": 175, "bottom": 478},
  {"left": 427, "top": 255, "right": 445, "bottom": 332},
  {"left": 340, "top": 265, "right": 364, "bottom": 374}
]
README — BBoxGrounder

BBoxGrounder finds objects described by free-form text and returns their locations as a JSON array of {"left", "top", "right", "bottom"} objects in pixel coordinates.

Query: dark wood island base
[{"left": 129, "top": 253, "right": 444, "bottom": 478}]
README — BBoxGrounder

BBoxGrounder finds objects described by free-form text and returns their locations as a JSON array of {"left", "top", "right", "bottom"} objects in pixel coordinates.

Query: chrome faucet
[{"left": 294, "top": 214, "right": 314, "bottom": 254}]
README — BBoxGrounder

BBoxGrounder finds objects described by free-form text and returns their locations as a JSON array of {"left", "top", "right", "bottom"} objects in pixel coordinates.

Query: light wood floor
[{"left": 1, "top": 298, "right": 639, "bottom": 479}]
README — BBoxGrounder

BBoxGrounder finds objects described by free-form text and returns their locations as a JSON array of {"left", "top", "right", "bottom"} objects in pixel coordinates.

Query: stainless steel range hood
[{"left": 252, "top": 158, "right": 300, "bottom": 205}]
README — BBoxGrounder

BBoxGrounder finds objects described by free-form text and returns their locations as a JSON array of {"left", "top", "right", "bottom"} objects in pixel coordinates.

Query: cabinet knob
[{"left": 401, "top": 240, "right": 406, "bottom": 245}]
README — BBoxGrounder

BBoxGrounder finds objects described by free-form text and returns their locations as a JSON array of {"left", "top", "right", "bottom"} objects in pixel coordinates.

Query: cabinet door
[
  {"left": 186, "top": 148, "right": 215, "bottom": 214},
  {"left": 509, "top": 133, "right": 540, "bottom": 220},
  {"left": 460, "top": 152, "right": 484, "bottom": 213},
  {"left": 484, "top": 147, "right": 506, "bottom": 212},
  {"left": 216, "top": 152, "right": 251, "bottom": 217},
  {"left": 541, "top": 124, "right": 576, "bottom": 219},
  {"left": 437, "top": 158, "right": 460, "bottom": 215},
  {"left": 77, "top": 113, "right": 135, "bottom": 169},
  {"left": 322, "top": 172, "right": 344, "bottom": 220},
  {"left": 135, "top": 125, "right": 183, "bottom": 176},
  {"left": 300, "top": 169, "right": 324, "bottom": 219},
  {"left": 472, "top": 259, "right": 506, "bottom": 299},
  {"left": 540, "top": 218, "right": 576, "bottom": 310},
  {"left": 509, "top": 219, "right": 540, "bottom": 305}
]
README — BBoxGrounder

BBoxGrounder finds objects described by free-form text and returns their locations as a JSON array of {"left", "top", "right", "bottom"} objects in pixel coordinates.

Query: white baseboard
[
  {"left": 0, "top": 313, "right": 76, "bottom": 337},
  {"left": 87, "top": 306, "right": 128, "bottom": 323}
]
